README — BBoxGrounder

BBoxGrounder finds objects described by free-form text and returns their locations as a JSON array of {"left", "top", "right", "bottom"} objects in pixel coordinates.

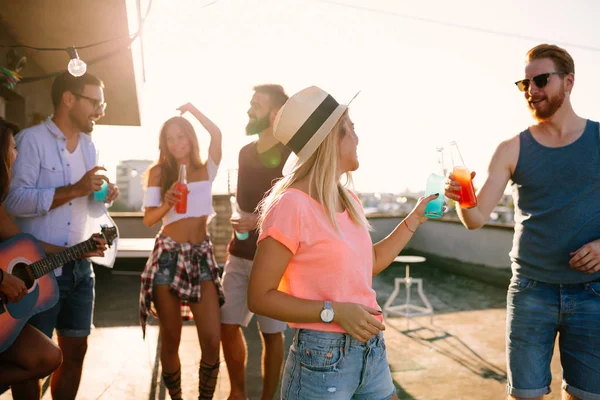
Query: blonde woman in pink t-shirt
[{"left": 248, "top": 86, "right": 438, "bottom": 400}]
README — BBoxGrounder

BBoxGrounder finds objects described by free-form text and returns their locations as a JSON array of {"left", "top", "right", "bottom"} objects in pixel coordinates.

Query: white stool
[{"left": 383, "top": 256, "right": 434, "bottom": 324}]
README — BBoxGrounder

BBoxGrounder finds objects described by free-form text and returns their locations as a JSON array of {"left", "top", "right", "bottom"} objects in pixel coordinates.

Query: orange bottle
[
  {"left": 449, "top": 142, "right": 477, "bottom": 209},
  {"left": 174, "top": 164, "right": 188, "bottom": 214}
]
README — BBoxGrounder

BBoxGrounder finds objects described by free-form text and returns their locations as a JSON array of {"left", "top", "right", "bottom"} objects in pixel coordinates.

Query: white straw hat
[{"left": 273, "top": 86, "right": 359, "bottom": 176}]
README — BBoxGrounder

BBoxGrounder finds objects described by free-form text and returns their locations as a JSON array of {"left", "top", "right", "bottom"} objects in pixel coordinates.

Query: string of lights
[
  {"left": 0, "top": 0, "right": 153, "bottom": 80},
  {"left": 19, "top": 44, "right": 135, "bottom": 84}
]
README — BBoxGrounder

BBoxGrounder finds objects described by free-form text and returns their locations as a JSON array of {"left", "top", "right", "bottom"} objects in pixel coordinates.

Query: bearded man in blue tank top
[{"left": 445, "top": 44, "right": 600, "bottom": 400}]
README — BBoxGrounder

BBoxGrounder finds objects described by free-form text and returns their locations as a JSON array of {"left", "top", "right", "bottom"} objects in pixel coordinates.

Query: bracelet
[{"left": 403, "top": 219, "right": 415, "bottom": 234}]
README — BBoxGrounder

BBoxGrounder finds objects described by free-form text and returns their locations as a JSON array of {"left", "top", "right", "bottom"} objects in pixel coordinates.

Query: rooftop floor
[{"left": 1, "top": 258, "right": 565, "bottom": 400}]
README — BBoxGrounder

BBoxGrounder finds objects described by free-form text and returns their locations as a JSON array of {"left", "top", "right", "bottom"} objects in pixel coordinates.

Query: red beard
[{"left": 528, "top": 85, "right": 566, "bottom": 122}]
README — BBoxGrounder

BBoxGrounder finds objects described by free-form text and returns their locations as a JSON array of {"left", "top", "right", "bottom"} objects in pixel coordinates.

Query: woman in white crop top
[{"left": 139, "top": 103, "right": 223, "bottom": 400}]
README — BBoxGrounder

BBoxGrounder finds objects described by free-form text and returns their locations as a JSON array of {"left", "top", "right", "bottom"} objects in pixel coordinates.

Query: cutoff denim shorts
[
  {"left": 29, "top": 259, "right": 95, "bottom": 338},
  {"left": 153, "top": 250, "right": 212, "bottom": 286},
  {"left": 281, "top": 329, "right": 396, "bottom": 399},
  {"left": 506, "top": 276, "right": 600, "bottom": 399}
]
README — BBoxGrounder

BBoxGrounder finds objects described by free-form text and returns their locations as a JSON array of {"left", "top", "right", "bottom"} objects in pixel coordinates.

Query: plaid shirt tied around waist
[{"left": 139, "top": 234, "right": 225, "bottom": 338}]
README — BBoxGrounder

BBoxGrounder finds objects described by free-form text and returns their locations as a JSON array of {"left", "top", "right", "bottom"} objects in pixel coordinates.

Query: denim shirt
[{"left": 5, "top": 118, "right": 118, "bottom": 273}]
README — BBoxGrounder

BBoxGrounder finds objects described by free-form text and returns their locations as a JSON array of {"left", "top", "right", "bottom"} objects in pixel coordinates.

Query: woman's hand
[
  {"left": 0, "top": 272, "right": 28, "bottom": 303},
  {"left": 333, "top": 302, "right": 386, "bottom": 342},
  {"left": 404, "top": 193, "right": 440, "bottom": 230},
  {"left": 176, "top": 102, "right": 197, "bottom": 115},
  {"left": 164, "top": 182, "right": 181, "bottom": 207}
]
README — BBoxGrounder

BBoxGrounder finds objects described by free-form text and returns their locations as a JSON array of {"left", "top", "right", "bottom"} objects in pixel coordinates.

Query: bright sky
[{"left": 93, "top": 0, "right": 600, "bottom": 195}]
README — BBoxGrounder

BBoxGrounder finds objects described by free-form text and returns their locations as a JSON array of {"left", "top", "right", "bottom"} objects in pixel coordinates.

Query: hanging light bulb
[{"left": 66, "top": 47, "right": 87, "bottom": 77}]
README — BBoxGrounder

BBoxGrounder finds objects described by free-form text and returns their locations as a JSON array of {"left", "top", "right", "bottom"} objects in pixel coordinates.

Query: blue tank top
[{"left": 510, "top": 119, "right": 600, "bottom": 283}]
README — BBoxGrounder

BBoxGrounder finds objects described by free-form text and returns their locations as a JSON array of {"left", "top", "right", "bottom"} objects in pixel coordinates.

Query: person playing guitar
[
  {"left": 5, "top": 72, "right": 120, "bottom": 400},
  {"left": 0, "top": 118, "right": 107, "bottom": 393}
]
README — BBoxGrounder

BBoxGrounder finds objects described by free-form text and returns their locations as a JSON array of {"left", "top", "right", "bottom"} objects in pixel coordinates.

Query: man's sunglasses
[
  {"left": 514, "top": 72, "right": 566, "bottom": 92},
  {"left": 74, "top": 93, "right": 107, "bottom": 112}
]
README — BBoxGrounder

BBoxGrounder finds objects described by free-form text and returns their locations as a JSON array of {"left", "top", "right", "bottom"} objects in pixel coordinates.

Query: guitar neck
[{"left": 29, "top": 239, "right": 97, "bottom": 279}]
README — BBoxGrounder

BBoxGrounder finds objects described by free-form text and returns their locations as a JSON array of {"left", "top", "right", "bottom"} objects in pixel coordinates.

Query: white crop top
[{"left": 143, "top": 157, "right": 219, "bottom": 226}]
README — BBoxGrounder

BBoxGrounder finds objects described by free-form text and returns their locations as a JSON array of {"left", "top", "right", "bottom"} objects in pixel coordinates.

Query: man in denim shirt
[{"left": 5, "top": 71, "right": 119, "bottom": 400}]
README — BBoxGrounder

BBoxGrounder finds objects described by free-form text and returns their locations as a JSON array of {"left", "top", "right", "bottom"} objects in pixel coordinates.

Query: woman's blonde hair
[{"left": 258, "top": 111, "right": 371, "bottom": 232}]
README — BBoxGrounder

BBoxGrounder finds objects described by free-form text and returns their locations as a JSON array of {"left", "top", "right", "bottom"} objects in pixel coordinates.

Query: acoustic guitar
[{"left": 0, "top": 225, "right": 117, "bottom": 352}]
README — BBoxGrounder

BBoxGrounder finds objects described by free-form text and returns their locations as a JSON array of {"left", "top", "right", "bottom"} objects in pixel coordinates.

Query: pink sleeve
[{"left": 258, "top": 192, "right": 302, "bottom": 254}]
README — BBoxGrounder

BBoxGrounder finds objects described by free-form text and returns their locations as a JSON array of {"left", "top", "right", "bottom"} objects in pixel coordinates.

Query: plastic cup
[
  {"left": 424, "top": 173, "right": 445, "bottom": 218},
  {"left": 94, "top": 181, "right": 109, "bottom": 202}
]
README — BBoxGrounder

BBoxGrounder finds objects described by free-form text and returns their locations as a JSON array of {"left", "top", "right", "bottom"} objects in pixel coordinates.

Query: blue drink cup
[
  {"left": 235, "top": 231, "right": 249, "bottom": 240},
  {"left": 424, "top": 173, "right": 445, "bottom": 218},
  {"left": 94, "top": 181, "right": 109, "bottom": 202}
]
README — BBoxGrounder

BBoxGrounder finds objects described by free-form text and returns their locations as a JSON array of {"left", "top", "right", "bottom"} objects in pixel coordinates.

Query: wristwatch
[{"left": 320, "top": 301, "right": 334, "bottom": 323}]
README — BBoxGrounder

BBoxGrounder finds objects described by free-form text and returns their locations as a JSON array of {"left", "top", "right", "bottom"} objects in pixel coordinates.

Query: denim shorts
[
  {"left": 281, "top": 329, "right": 396, "bottom": 400},
  {"left": 153, "top": 250, "right": 212, "bottom": 286},
  {"left": 29, "top": 259, "right": 95, "bottom": 338},
  {"left": 506, "top": 276, "right": 600, "bottom": 399}
]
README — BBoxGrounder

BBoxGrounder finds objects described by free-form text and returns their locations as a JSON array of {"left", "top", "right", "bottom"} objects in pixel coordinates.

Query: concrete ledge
[
  {"left": 116, "top": 238, "right": 155, "bottom": 258},
  {"left": 370, "top": 217, "right": 514, "bottom": 270},
  {"left": 401, "top": 250, "right": 512, "bottom": 289}
]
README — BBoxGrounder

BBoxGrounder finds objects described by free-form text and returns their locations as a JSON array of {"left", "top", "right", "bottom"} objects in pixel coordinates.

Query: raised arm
[
  {"left": 177, "top": 103, "right": 222, "bottom": 165},
  {"left": 372, "top": 193, "right": 437, "bottom": 276},
  {"left": 445, "top": 137, "right": 518, "bottom": 229}
]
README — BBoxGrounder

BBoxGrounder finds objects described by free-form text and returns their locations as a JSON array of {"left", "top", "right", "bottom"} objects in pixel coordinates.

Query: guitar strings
[{"left": 4, "top": 238, "right": 98, "bottom": 285}]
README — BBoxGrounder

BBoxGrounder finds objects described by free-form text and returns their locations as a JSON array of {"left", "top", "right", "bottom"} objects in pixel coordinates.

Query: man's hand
[
  {"left": 569, "top": 239, "right": 600, "bottom": 273},
  {"left": 80, "top": 233, "right": 108, "bottom": 259},
  {"left": 73, "top": 166, "right": 108, "bottom": 197},
  {"left": 105, "top": 183, "right": 120, "bottom": 203},
  {"left": 444, "top": 171, "right": 477, "bottom": 202},
  {"left": 230, "top": 210, "right": 258, "bottom": 234}
]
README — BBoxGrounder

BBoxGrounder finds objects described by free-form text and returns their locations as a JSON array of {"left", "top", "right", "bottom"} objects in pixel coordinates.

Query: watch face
[{"left": 321, "top": 308, "right": 334, "bottom": 323}]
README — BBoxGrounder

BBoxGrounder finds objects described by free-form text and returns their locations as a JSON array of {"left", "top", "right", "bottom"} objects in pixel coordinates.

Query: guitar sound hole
[{"left": 10, "top": 263, "right": 35, "bottom": 289}]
